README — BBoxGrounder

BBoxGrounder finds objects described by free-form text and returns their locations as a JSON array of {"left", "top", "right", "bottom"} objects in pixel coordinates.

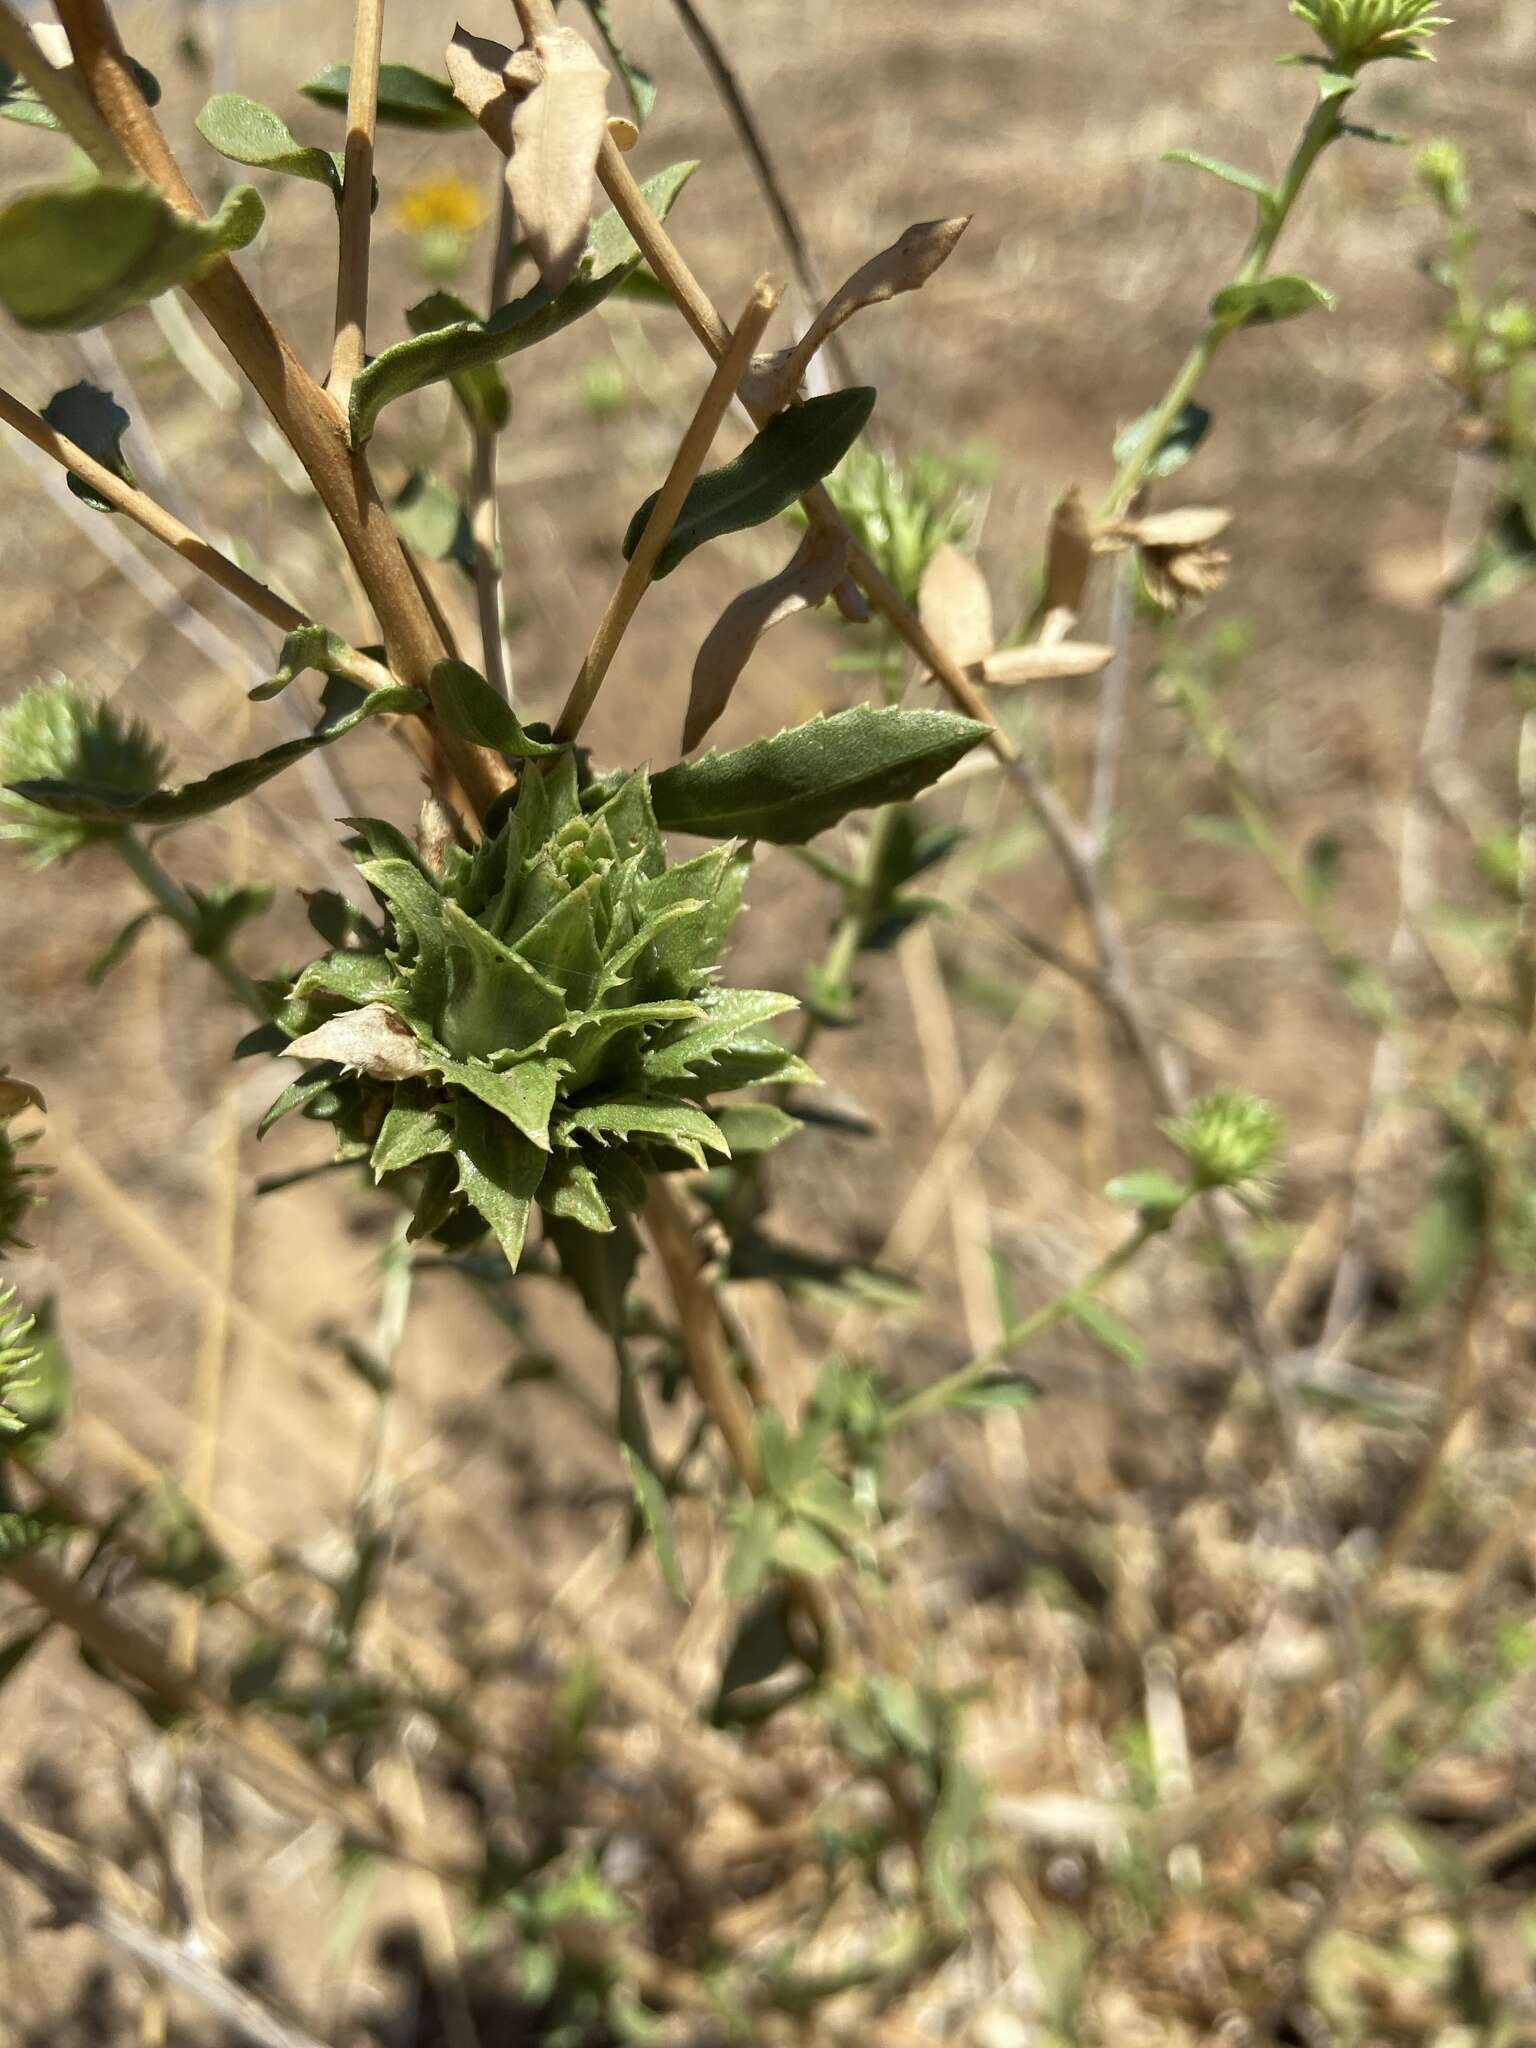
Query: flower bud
[
  {"left": 1163, "top": 1090, "right": 1285, "bottom": 1197},
  {"left": 1291, "top": 0, "right": 1450, "bottom": 67},
  {"left": 0, "top": 680, "right": 166, "bottom": 868}
]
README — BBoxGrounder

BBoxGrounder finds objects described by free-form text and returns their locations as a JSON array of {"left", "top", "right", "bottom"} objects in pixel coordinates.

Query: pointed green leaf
[
  {"left": 300, "top": 61, "right": 473, "bottom": 131},
  {"left": 429, "top": 660, "right": 563, "bottom": 759},
  {"left": 624, "top": 388, "right": 877, "bottom": 579},
  {"left": 438, "top": 1056, "right": 561, "bottom": 1151},
  {"left": 0, "top": 180, "right": 263, "bottom": 332},
  {"left": 647, "top": 705, "right": 988, "bottom": 844},
  {"left": 540, "top": 1155, "right": 615, "bottom": 1232},
  {"left": 258, "top": 1067, "right": 342, "bottom": 1139},
  {"left": 196, "top": 92, "right": 343, "bottom": 196},
  {"left": 620, "top": 1445, "right": 686, "bottom": 1602},
  {"left": 641, "top": 989, "right": 798, "bottom": 1079},
  {"left": 292, "top": 949, "right": 395, "bottom": 1006},
  {"left": 8, "top": 685, "right": 422, "bottom": 827},
  {"left": 349, "top": 161, "right": 697, "bottom": 442},
  {"left": 1162, "top": 149, "right": 1275, "bottom": 208},
  {"left": 1071, "top": 1297, "right": 1145, "bottom": 1367},
  {"left": 559, "top": 1097, "right": 729, "bottom": 1167},
  {"left": 41, "top": 381, "right": 134, "bottom": 511},
  {"left": 943, "top": 1374, "right": 1038, "bottom": 1413},
  {"left": 86, "top": 910, "right": 157, "bottom": 985},
  {"left": 371, "top": 1104, "right": 453, "bottom": 1178},
  {"left": 713, "top": 1104, "right": 801, "bottom": 1155},
  {"left": 389, "top": 469, "right": 475, "bottom": 575},
  {"left": 1113, "top": 400, "right": 1213, "bottom": 481},
  {"left": 724, "top": 1500, "right": 782, "bottom": 1601},
  {"left": 248, "top": 625, "right": 358, "bottom": 703},
  {"left": 453, "top": 1100, "right": 546, "bottom": 1270},
  {"left": 1210, "top": 273, "right": 1337, "bottom": 329}
]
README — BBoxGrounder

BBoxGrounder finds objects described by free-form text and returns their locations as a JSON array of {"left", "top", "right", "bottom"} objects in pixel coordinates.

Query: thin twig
[
  {"left": 329, "top": 0, "right": 385, "bottom": 410},
  {"left": 0, "top": 1816, "right": 333, "bottom": 2048},
  {"left": 467, "top": 185, "right": 517, "bottom": 704},
  {"left": 554, "top": 277, "right": 781, "bottom": 740},
  {"left": 666, "top": 0, "right": 859, "bottom": 387},
  {"left": 0, "top": 0, "right": 125, "bottom": 170}
]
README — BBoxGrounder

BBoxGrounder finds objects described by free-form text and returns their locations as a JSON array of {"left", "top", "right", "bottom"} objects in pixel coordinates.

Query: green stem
[
  {"left": 116, "top": 832, "right": 268, "bottom": 1017},
  {"left": 1101, "top": 79, "right": 1353, "bottom": 519},
  {"left": 794, "top": 800, "right": 903, "bottom": 1063},
  {"left": 889, "top": 1218, "right": 1160, "bottom": 1426}
]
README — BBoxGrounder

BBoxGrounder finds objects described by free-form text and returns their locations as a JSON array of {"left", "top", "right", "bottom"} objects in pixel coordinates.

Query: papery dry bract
[{"left": 918, "top": 541, "right": 995, "bottom": 671}]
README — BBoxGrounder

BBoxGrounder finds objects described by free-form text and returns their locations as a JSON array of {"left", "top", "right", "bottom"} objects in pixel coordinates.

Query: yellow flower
[{"left": 393, "top": 174, "right": 489, "bottom": 238}]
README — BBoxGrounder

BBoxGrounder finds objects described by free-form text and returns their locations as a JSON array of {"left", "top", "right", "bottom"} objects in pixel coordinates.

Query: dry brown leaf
[
  {"left": 918, "top": 541, "right": 995, "bottom": 669},
  {"left": 1124, "top": 505, "right": 1232, "bottom": 548},
  {"left": 506, "top": 25, "right": 611, "bottom": 294},
  {"left": 445, "top": 24, "right": 520, "bottom": 152},
  {"left": 684, "top": 524, "right": 851, "bottom": 754},
  {"left": 0, "top": 1075, "right": 45, "bottom": 1119},
  {"left": 757, "top": 216, "right": 971, "bottom": 409},
  {"left": 1041, "top": 486, "right": 1093, "bottom": 625},
  {"left": 283, "top": 1005, "right": 436, "bottom": 1083},
  {"left": 606, "top": 114, "right": 639, "bottom": 152},
  {"left": 974, "top": 642, "right": 1115, "bottom": 686}
]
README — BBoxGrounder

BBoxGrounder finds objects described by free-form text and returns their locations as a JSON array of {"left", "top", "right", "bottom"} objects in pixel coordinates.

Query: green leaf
[
  {"left": 349, "top": 161, "right": 697, "bottom": 442},
  {"left": 623, "top": 388, "right": 877, "bottom": 579},
  {"left": 1113, "top": 400, "right": 1213, "bottom": 481},
  {"left": 406, "top": 292, "right": 510, "bottom": 432},
  {"left": 724, "top": 1499, "right": 782, "bottom": 1601},
  {"left": 389, "top": 470, "right": 475, "bottom": 576},
  {"left": 944, "top": 1374, "right": 1038, "bottom": 1413},
  {"left": 8, "top": 685, "right": 422, "bottom": 828},
  {"left": 713, "top": 1104, "right": 801, "bottom": 1155},
  {"left": 559, "top": 1097, "right": 730, "bottom": 1168},
  {"left": 186, "top": 880, "right": 273, "bottom": 957},
  {"left": 86, "top": 910, "right": 157, "bottom": 985},
  {"left": 428, "top": 660, "right": 564, "bottom": 759},
  {"left": 439, "top": 1055, "right": 561, "bottom": 1151},
  {"left": 648, "top": 705, "right": 988, "bottom": 844},
  {"left": 196, "top": 92, "right": 342, "bottom": 197},
  {"left": 1210, "top": 273, "right": 1337, "bottom": 329},
  {"left": 452, "top": 1099, "right": 547, "bottom": 1270},
  {"left": 579, "top": 0, "right": 657, "bottom": 123},
  {"left": 0, "top": 52, "right": 159, "bottom": 132},
  {"left": 371, "top": 1104, "right": 453, "bottom": 1179},
  {"left": 249, "top": 625, "right": 357, "bottom": 702},
  {"left": 1317, "top": 68, "right": 1360, "bottom": 102},
  {"left": 300, "top": 61, "right": 473, "bottom": 131},
  {"left": 641, "top": 989, "right": 799, "bottom": 1079},
  {"left": 1162, "top": 150, "right": 1275, "bottom": 208},
  {"left": 0, "top": 180, "right": 263, "bottom": 333},
  {"left": 1105, "top": 1170, "right": 1189, "bottom": 1223},
  {"left": 1071, "top": 1297, "right": 1145, "bottom": 1367},
  {"left": 1447, "top": 500, "right": 1536, "bottom": 610},
  {"left": 620, "top": 1445, "right": 686, "bottom": 1602},
  {"left": 41, "top": 381, "right": 134, "bottom": 511}
]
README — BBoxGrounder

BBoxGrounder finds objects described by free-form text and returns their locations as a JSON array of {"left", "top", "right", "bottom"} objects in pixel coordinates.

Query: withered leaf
[
  {"left": 0, "top": 1075, "right": 45, "bottom": 1119},
  {"left": 283, "top": 1003, "right": 436, "bottom": 1083},
  {"left": 1121, "top": 505, "right": 1232, "bottom": 549},
  {"left": 606, "top": 114, "right": 639, "bottom": 152},
  {"left": 1041, "top": 486, "right": 1093, "bottom": 625},
  {"left": 445, "top": 25, "right": 519, "bottom": 152},
  {"left": 507, "top": 25, "right": 611, "bottom": 294},
  {"left": 685, "top": 523, "right": 850, "bottom": 754},
  {"left": 918, "top": 542, "right": 995, "bottom": 669},
  {"left": 973, "top": 642, "right": 1115, "bottom": 686},
  {"left": 759, "top": 216, "right": 971, "bottom": 410}
]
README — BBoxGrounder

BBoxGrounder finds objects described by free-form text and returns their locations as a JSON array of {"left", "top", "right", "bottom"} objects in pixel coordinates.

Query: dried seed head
[{"left": 0, "top": 680, "right": 166, "bottom": 868}]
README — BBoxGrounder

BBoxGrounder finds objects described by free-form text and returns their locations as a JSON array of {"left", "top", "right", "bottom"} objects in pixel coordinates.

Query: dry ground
[{"left": 3, "top": 0, "right": 1536, "bottom": 2041}]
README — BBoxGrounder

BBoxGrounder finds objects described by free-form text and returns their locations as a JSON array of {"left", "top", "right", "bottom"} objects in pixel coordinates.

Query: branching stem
[{"left": 329, "top": 0, "right": 385, "bottom": 410}]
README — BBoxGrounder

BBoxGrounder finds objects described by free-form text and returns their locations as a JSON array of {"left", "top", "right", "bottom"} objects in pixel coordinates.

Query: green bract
[
  {"left": 0, "top": 1283, "right": 38, "bottom": 1438},
  {"left": 1290, "top": 0, "right": 1450, "bottom": 66},
  {"left": 0, "top": 680, "right": 167, "bottom": 867},
  {"left": 265, "top": 757, "right": 813, "bottom": 1268},
  {"left": 0, "top": 1127, "right": 38, "bottom": 1257}
]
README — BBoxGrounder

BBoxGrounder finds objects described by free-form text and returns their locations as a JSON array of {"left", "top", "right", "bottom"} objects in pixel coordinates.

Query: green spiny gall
[
  {"left": 264, "top": 756, "right": 812, "bottom": 1269},
  {"left": 1290, "top": 0, "right": 1450, "bottom": 67},
  {"left": 0, "top": 679, "right": 166, "bottom": 868},
  {"left": 1163, "top": 1089, "right": 1285, "bottom": 1197}
]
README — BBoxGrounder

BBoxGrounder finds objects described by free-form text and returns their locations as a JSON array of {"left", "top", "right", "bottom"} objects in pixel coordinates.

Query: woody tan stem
[
  {"left": 329, "top": 0, "right": 385, "bottom": 409},
  {"left": 554, "top": 279, "right": 780, "bottom": 741},
  {"left": 51, "top": 0, "right": 513, "bottom": 820}
]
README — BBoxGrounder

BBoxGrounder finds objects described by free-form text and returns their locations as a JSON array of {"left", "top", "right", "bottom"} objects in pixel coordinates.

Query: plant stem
[
  {"left": 0, "top": 0, "right": 126, "bottom": 171},
  {"left": 329, "top": 0, "right": 385, "bottom": 411},
  {"left": 794, "top": 800, "right": 902, "bottom": 1063},
  {"left": 116, "top": 833, "right": 267, "bottom": 1016},
  {"left": 0, "top": 384, "right": 309, "bottom": 637},
  {"left": 889, "top": 1218, "right": 1159, "bottom": 1426},
  {"left": 554, "top": 277, "right": 781, "bottom": 741},
  {"left": 1100, "top": 81, "right": 1353, "bottom": 519}
]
